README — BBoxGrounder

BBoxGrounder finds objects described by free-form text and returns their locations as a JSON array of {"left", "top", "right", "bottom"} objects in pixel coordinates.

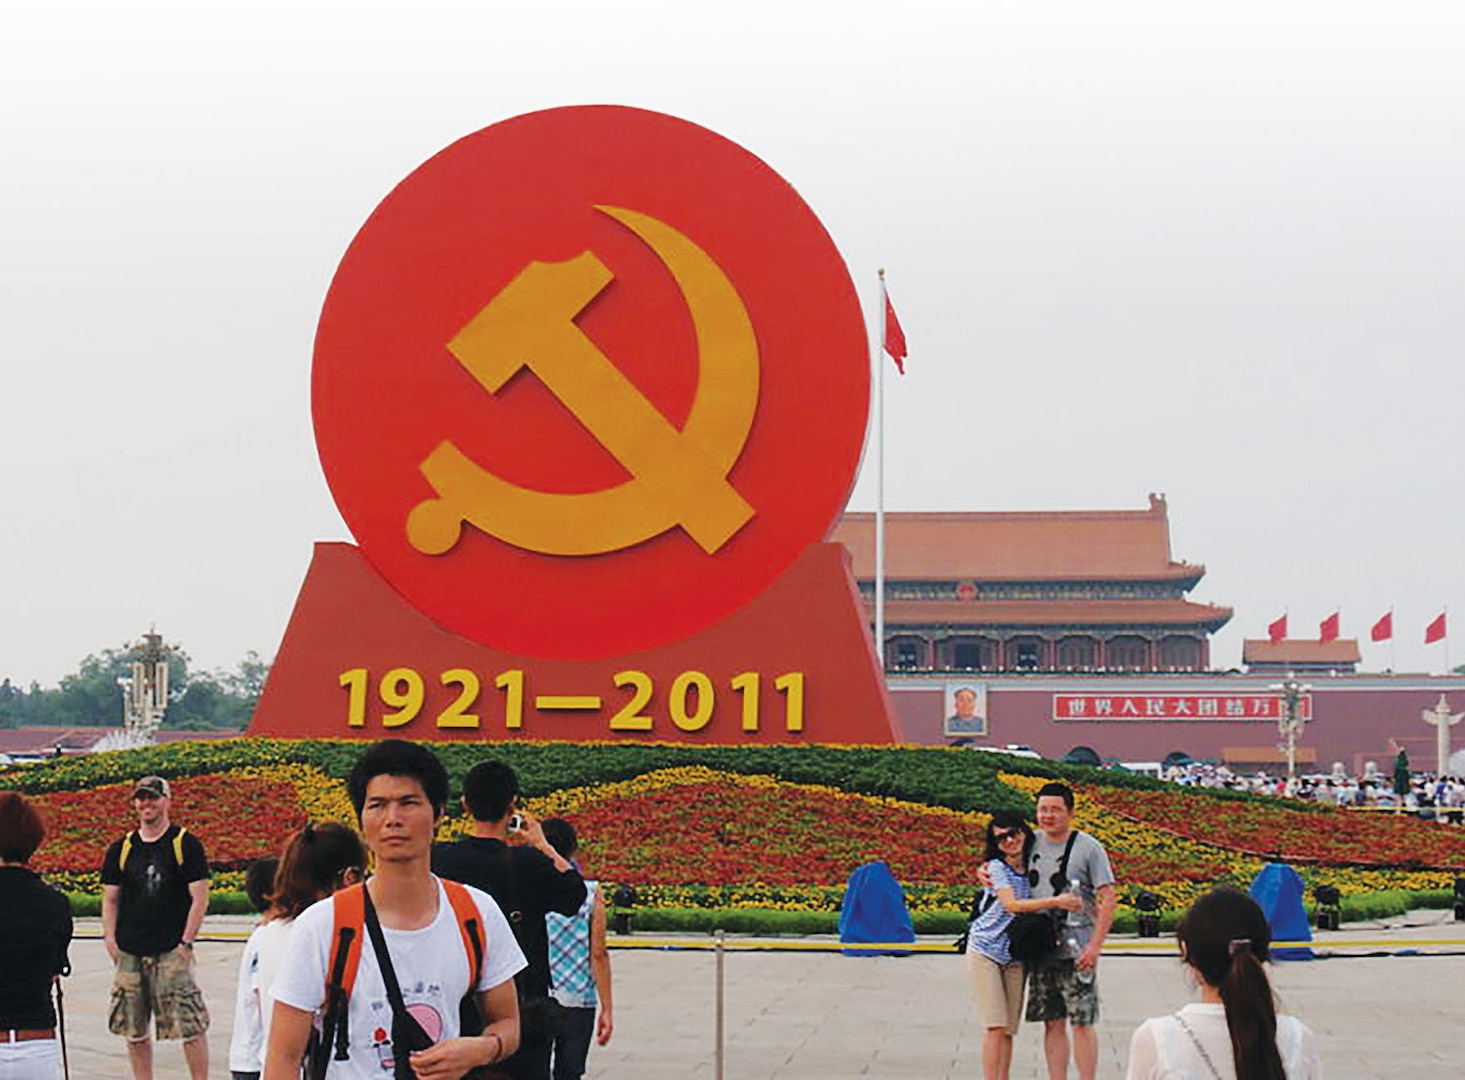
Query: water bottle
[{"left": 1068, "top": 878, "right": 1095, "bottom": 987}]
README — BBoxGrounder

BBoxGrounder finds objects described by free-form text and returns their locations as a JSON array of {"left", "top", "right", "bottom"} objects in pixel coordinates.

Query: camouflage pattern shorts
[
  {"left": 1023, "top": 957, "right": 1100, "bottom": 1026},
  {"left": 109, "top": 946, "right": 210, "bottom": 1041}
]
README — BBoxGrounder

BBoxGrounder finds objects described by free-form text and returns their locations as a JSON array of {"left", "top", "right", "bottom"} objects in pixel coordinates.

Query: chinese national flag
[
  {"left": 1371, "top": 612, "right": 1393, "bottom": 642},
  {"left": 1319, "top": 612, "right": 1340, "bottom": 644},
  {"left": 1268, "top": 614, "right": 1287, "bottom": 644},
  {"left": 883, "top": 293, "right": 907, "bottom": 374},
  {"left": 1425, "top": 612, "right": 1448, "bottom": 644}
]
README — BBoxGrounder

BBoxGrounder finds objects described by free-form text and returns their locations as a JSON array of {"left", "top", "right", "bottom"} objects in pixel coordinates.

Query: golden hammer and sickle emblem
[{"left": 405, "top": 206, "right": 759, "bottom": 558}]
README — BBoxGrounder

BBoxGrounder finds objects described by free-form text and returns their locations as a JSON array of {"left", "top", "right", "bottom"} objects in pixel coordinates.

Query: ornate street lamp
[{"left": 1269, "top": 677, "right": 1312, "bottom": 781}]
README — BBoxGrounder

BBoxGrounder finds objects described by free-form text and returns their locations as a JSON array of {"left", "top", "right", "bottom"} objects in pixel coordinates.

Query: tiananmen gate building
[{"left": 831, "top": 496, "right": 1465, "bottom": 773}]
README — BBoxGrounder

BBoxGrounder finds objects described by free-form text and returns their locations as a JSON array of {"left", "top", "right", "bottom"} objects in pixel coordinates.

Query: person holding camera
[
  {"left": 967, "top": 810, "right": 1082, "bottom": 1080},
  {"left": 433, "top": 760, "right": 586, "bottom": 1080}
]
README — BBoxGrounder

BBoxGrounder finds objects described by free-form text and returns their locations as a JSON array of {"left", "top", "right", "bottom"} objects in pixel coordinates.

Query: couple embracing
[{"left": 966, "top": 782, "right": 1116, "bottom": 1080}]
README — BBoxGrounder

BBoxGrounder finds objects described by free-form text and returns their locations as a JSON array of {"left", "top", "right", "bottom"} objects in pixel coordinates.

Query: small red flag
[
  {"left": 1268, "top": 614, "right": 1287, "bottom": 644},
  {"left": 1370, "top": 612, "right": 1393, "bottom": 642},
  {"left": 1425, "top": 612, "right": 1448, "bottom": 644},
  {"left": 883, "top": 292, "right": 907, "bottom": 374},
  {"left": 1319, "top": 612, "right": 1340, "bottom": 644}
]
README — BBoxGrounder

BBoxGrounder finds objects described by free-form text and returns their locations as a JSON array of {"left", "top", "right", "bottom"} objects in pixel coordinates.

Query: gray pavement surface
[{"left": 62, "top": 910, "right": 1464, "bottom": 1078}]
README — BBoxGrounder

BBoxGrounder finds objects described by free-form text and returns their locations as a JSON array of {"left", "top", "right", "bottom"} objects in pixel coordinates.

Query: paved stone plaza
[{"left": 63, "top": 911, "right": 1462, "bottom": 1078}]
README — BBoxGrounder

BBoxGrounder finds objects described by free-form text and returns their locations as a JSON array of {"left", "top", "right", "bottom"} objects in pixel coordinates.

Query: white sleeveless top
[{"left": 1126, "top": 1003, "right": 1323, "bottom": 1079}]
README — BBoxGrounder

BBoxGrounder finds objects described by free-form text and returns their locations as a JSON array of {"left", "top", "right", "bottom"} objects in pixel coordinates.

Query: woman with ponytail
[
  {"left": 231, "top": 823, "right": 366, "bottom": 1077},
  {"left": 1126, "top": 889, "right": 1321, "bottom": 1079}
]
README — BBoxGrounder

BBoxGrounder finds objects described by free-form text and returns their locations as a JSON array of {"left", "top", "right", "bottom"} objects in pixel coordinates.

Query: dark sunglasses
[{"left": 993, "top": 829, "right": 1023, "bottom": 842}]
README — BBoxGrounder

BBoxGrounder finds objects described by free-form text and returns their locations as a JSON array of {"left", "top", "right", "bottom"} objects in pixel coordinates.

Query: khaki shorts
[
  {"left": 109, "top": 947, "right": 210, "bottom": 1042},
  {"left": 1024, "top": 957, "right": 1099, "bottom": 1027},
  {"left": 968, "top": 952, "right": 1025, "bottom": 1033}
]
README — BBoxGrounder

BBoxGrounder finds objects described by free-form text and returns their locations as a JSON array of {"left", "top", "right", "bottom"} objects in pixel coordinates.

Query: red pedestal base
[{"left": 249, "top": 542, "right": 900, "bottom": 744}]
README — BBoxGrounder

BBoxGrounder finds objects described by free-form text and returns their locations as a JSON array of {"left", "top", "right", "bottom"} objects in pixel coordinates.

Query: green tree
[{"left": 4, "top": 643, "right": 267, "bottom": 730}]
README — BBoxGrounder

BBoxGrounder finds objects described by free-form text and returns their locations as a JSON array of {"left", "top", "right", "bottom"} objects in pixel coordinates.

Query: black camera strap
[{"left": 362, "top": 886, "right": 434, "bottom": 1077}]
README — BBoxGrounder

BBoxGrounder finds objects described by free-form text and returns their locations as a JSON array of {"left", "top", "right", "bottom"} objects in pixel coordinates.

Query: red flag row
[{"left": 1267, "top": 610, "right": 1446, "bottom": 644}]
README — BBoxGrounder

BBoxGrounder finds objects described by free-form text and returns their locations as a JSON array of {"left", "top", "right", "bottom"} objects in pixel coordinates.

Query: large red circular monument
[{"left": 313, "top": 106, "right": 868, "bottom": 660}]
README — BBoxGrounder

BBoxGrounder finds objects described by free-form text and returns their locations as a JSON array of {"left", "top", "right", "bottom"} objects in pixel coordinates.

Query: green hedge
[{"left": 5, "top": 737, "right": 1312, "bottom": 820}]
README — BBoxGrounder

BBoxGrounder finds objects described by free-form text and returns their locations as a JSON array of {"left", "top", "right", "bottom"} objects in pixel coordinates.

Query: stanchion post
[{"left": 714, "top": 929, "right": 726, "bottom": 1080}]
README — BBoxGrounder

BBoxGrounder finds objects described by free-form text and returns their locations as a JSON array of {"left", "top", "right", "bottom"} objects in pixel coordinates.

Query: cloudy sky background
[{"left": 2, "top": 1, "right": 1461, "bottom": 686}]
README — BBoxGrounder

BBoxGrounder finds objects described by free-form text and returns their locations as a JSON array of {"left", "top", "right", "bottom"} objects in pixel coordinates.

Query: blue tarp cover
[
  {"left": 1249, "top": 862, "right": 1314, "bottom": 961},
  {"left": 838, "top": 860, "right": 916, "bottom": 956}
]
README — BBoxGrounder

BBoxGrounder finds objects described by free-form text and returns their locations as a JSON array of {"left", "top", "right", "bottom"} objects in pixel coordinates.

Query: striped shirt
[{"left": 965, "top": 859, "right": 1029, "bottom": 965}]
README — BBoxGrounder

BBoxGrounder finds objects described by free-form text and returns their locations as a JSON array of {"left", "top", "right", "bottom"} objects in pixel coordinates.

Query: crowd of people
[
  {"left": 1162, "top": 759, "right": 1465, "bottom": 813},
  {"left": 0, "top": 740, "right": 614, "bottom": 1080},
  {"left": 0, "top": 742, "right": 1333, "bottom": 1079},
  {"left": 965, "top": 781, "right": 1324, "bottom": 1080}
]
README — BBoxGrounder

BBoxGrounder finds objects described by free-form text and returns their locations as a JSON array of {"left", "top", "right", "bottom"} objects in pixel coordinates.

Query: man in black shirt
[
  {"left": 101, "top": 775, "right": 211, "bottom": 1080},
  {"left": 433, "top": 759, "right": 586, "bottom": 1080}
]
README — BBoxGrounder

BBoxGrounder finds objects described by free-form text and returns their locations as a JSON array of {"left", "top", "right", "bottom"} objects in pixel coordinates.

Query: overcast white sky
[{"left": 2, "top": 1, "right": 1462, "bottom": 686}]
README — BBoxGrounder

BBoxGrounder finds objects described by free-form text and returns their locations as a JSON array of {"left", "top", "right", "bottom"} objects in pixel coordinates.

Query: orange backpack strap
[
  {"left": 443, "top": 879, "right": 486, "bottom": 987},
  {"left": 313, "top": 882, "right": 367, "bottom": 1070},
  {"left": 329, "top": 882, "right": 367, "bottom": 998}
]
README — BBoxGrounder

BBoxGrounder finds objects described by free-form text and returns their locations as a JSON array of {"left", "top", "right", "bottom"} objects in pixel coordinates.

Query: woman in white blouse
[{"left": 1126, "top": 889, "right": 1322, "bottom": 1080}]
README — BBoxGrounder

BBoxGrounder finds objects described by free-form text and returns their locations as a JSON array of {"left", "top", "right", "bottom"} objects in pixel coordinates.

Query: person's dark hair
[
  {"left": 461, "top": 759, "right": 520, "bottom": 823},
  {"left": 243, "top": 856, "right": 279, "bottom": 915},
  {"left": 982, "top": 810, "right": 1035, "bottom": 864},
  {"left": 1176, "top": 889, "right": 1285, "bottom": 1080},
  {"left": 347, "top": 739, "right": 450, "bottom": 820},
  {"left": 0, "top": 792, "right": 46, "bottom": 863},
  {"left": 1035, "top": 782, "right": 1075, "bottom": 810},
  {"left": 268, "top": 822, "right": 368, "bottom": 922},
  {"left": 541, "top": 817, "right": 578, "bottom": 859}
]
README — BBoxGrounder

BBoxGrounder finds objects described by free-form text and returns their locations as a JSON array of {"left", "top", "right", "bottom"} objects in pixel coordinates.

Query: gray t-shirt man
[{"left": 1028, "top": 829, "right": 1115, "bottom": 957}]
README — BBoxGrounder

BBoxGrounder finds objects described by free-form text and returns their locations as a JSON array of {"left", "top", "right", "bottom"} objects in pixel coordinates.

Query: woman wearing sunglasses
[{"left": 966, "top": 811, "right": 1082, "bottom": 1080}]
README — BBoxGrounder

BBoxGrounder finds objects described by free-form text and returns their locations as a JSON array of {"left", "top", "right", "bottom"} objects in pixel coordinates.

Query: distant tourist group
[{"left": 965, "top": 781, "right": 1323, "bottom": 1079}]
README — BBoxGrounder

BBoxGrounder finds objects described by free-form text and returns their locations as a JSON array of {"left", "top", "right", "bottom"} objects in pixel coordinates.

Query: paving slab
[{"left": 61, "top": 911, "right": 1465, "bottom": 1078}]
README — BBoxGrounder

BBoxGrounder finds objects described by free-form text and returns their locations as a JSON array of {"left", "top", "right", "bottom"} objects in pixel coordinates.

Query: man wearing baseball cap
[{"left": 101, "top": 775, "right": 211, "bottom": 1079}]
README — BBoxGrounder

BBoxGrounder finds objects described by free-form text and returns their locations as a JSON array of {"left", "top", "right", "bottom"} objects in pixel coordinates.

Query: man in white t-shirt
[{"left": 264, "top": 740, "right": 526, "bottom": 1079}]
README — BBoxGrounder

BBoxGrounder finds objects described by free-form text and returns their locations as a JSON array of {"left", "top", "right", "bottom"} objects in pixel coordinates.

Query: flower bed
[
  {"left": 526, "top": 767, "right": 990, "bottom": 892},
  {"left": 1086, "top": 784, "right": 1465, "bottom": 869},
  {"left": 1, "top": 740, "right": 1457, "bottom": 913},
  {"left": 20, "top": 764, "right": 352, "bottom": 894}
]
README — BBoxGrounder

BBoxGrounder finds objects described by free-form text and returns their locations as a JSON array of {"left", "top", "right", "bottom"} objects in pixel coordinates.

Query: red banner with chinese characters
[{"left": 1053, "top": 693, "right": 1313, "bottom": 722}]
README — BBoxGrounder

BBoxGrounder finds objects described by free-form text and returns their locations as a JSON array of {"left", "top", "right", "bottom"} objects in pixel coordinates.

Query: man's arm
[
  {"left": 101, "top": 884, "right": 121, "bottom": 961},
  {"left": 516, "top": 816, "right": 587, "bottom": 915},
  {"left": 590, "top": 886, "right": 613, "bottom": 1045},
  {"left": 262, "top": 1001, "right": 314, "bottom": 1080},
  {"left": 407, "top": 978, "right": 520, "bottom": 1080},
  {"left": 181, "top": 878, "right": 209, "bottom": 948},
  {"left": 517, "top": 814, "right": 576, "bottom": 875},
  {"left": 1077, "top": 883, "right": 1116, "bottom": 971}
]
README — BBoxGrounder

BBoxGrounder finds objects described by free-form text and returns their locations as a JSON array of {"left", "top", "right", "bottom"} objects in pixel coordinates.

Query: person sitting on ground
[
  {"left": 967, "top": 811, "right": 1081, "bottom": 1080},
  {"left": 0, "top": 792, "right": 72, "bottom": 1080},
  {"left": 1125, "top": 889, "right": 1322, "bottom": 1079}
]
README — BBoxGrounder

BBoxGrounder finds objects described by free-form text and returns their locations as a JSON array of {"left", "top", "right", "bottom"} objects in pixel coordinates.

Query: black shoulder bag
[
  {"left": 497, "top": 845, "right": 569, "bottom": 1043},
  {"left": 1006, "top": 831, "right": 1079, "bottom": 965}
]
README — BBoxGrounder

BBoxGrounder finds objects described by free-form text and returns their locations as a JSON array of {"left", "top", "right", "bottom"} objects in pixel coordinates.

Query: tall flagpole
[
  {"left": 874, "top": 269, "right": 887, "bottom": 671},
  {"left": 1390, "top": 608, "right": 1396, "bottom": 675}
]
